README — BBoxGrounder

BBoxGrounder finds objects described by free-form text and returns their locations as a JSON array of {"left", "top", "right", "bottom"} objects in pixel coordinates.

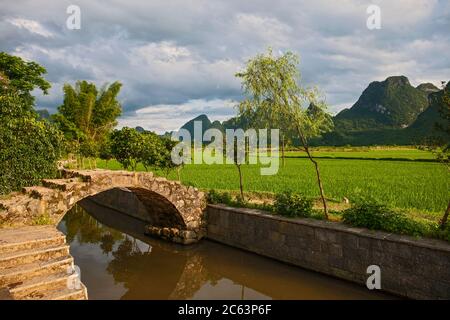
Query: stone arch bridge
[{"left": 0, "top": 169, "right": 206, "bottom": 244}]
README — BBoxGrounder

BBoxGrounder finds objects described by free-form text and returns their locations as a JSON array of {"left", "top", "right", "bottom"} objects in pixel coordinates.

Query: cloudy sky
[{"left": 1, "top": 0, "right": 449, "bottom": 132}]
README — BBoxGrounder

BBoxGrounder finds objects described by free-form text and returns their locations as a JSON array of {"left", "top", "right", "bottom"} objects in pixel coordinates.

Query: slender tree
[{"left": 236, "top": 49, "right": 333, "bottom": 218}]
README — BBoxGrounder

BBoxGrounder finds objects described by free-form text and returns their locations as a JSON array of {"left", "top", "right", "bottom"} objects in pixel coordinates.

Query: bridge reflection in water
[{"left": 57, "top": 199, "right": 393, "bottom": 300}]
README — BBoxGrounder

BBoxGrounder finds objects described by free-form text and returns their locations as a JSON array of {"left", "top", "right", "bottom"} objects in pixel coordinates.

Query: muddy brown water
[{"left": 57, "top": 199, "right": 395, "bottom": 300}]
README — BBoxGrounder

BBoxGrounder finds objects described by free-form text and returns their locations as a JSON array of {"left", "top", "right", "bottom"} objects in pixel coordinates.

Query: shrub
[
  {"left": 207, "top": 189, "right": 232, "bottom": 205},
  {"left": 433, "top": 224, "right": 450, "bottom": 242},
  {"left": 32, "top": 213, "right": 53, "bottom": 225},
  {"left": 274, "top": 191, "right": 313, "bottom": 218},
  {"left": 342, "top": 202, "right": 428, "bottom": 237},
  {"left": 0, "top": 93, "right": 63, "bottom": 194}
]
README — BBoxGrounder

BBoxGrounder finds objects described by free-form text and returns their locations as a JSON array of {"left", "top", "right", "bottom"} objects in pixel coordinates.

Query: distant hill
[
  {"left": 416, "top": 83, "right": 440, "bottom": 95},
  {"left": 177, "top": 76, "right": 448, "bottom": 146},
  {"left": 180, "top": 114, "right": 212, "bottom": 141},
  {"left": 334, "top": 76, "right": 428, "bottom": 130},
  {"left": 406, "top": 82, "right": 449, "bottom": 140}
]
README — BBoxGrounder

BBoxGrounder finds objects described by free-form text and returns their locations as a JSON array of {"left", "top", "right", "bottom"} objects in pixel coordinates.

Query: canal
[{"left": 57, "top": 199, "right": 394, "bottom": 300}]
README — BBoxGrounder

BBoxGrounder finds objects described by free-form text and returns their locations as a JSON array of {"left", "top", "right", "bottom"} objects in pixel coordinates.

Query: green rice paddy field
[{"left": 95, "top": 148, "right": 449, "bottom": 216}]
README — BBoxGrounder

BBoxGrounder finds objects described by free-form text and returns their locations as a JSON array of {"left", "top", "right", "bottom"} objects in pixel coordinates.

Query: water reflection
[{"left": 58, "top": 199, "right": 393, "bottom": 300}]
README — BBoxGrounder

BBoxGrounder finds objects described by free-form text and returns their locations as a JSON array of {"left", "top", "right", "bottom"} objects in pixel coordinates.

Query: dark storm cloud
[{"left": 1, "top": 0, "right": 449, "bottom": 131}]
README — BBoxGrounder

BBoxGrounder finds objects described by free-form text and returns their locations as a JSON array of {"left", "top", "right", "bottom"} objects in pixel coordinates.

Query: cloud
[
  {"left": 7, "top": 18, "right": 54, "bottom": 38},
  {"left": 119, "top": 98, "right": 237, "bottom": 132},
  {"left": 0, "top": 0, "right": 449, "bottom": 132}
]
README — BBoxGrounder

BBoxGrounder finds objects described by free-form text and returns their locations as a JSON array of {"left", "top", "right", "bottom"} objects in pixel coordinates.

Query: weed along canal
[{"left": 57, "top": 199, "right": 393, "bottom": 300}]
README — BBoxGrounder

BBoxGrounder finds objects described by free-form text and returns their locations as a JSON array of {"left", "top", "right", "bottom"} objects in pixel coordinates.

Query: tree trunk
[
  {"left": 440, "top": 200, "right": 450, "bottom": 229},
  {"left": 296, "top": 126, "right": 328, "bottom": 219},
  {"left": 281, "top": 135, "right": 285, "bottom": 168},
  {"left": 176, "top": 166, "right": 181, "bottom": 181},
  {"left": 237, "top": 164, "right": 244, "bottom": 202}
]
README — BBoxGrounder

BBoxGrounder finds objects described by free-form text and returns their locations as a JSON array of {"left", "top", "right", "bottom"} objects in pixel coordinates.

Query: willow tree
[{"left": 236, "top": 49, "right": 333, "bottom": 218}]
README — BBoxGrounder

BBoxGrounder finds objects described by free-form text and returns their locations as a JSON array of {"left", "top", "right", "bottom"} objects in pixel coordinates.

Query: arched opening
[{"left": 84, "top": 187, "right": 186, "bottom": 230}]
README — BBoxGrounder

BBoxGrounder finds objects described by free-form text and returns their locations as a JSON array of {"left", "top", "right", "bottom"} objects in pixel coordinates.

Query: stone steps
[
  {"left": 0, "top": 226, "right": 87, "bottom": 300},
  {"left": 0, "top": 244, "right": 70, "bottom": 269},
  {"left": 0, "top": 226, "right": 66, "bottom": 254},
  {"left": 8, "top": 271, "right": 73, "bottom": 299},
  {"left": 21, "top": 186, "right": 55, "bottom": 200},
  {"left": 60, "top": 169, "right": 94, "bottom": 182},
  {"left": 34, "top": 283, "right": 87, "bottom": 300},
  {"left": 41, "top": 179, "right": 75, "bottom": 191},
  {"left": 0, "top": 255, "right": 74, "bottom": 287}
]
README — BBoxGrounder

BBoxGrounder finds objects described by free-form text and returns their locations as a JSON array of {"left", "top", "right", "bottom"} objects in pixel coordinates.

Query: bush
[
  {"left": 274, "top": 191, "right": 313, "bottom": 218},
  {"left": 207, "top": 189, "right": 233, "bottom": 205},
  {"left": 0, "top": 93, "right": 63, "bottom": 194},
  {"left": 434, "top": 224, "right": 450, "bottom": 242},
  {"left": 342, "top": 202, "right": 429, "bottom": 237}
]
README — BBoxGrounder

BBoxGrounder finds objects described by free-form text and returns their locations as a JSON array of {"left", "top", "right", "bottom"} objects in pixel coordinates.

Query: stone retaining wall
[{"left": 206, "top": 204, "right": 450, "bottom": 300}]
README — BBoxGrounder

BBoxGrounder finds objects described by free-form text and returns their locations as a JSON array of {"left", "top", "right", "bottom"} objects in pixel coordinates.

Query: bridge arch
[{"left": 0, "top": 169, "right": 206, "bottom": 244}]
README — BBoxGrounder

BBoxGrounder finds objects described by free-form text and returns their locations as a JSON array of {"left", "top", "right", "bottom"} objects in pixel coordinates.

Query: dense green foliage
[
  {"left": 109, "top": 127, "right": 180, "bottom": 175},
  {"left": 342, "top": 201, "right": 450, "bottom": 241},
  {"left": 274, "top": 191, "right": 313, "bottom": 218},
  {"left": 0, "top": 94, "right": 63, "bottom": 194},
  {"left": 110, "top": 127, "right": 146, "bottom": 171},
  {"left": 206, "top": 189, "right": 233, "bottom": 205},
  {"left": 53, "top": 80, "right": 122, "bottom": 158},
  {"left": 342, "top": 202, "right": 428, "bottom": 236},
  {"left": 0, "top": 52, "right": 51, "bottom": 109},
  {"left": 0, "top": 54, "right": 63, "bottom": 194}
]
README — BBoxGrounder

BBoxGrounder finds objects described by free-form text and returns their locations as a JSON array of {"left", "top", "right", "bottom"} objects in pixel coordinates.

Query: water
[{"left": 58, "top": 199, "right": 394, "bottom": 300}]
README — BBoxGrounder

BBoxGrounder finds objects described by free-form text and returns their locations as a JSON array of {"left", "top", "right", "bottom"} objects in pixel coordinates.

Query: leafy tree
[
  {"left": 99, "top": 136, "right": 114, "bottom": 169},
  {"left": 53, "top": 80, "right": 122, "bottom": 166},
  {"left": 141, "top": 132, "right": 165, "bottom": 172},
  {"left": 0, "top": 66, "right": 63, "bottom": 194},
  {"left": 235, "top": 49, "right": 333, "bottom": 218},
  {"left": 140, "top": 133, "right": 181, "bottom": 178},
  {"left": 0, "top": 52, "right": 51, "bottom": 109},
  {"left": 110, "top": 127, "right": 146, "bottom": 171},
  {"left": 158, "top": 137, "right": 181, "bottom": 178}
]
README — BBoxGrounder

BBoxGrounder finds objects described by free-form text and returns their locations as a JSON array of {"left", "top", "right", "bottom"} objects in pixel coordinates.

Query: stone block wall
[{"left": 206, "top": 204, "right": 450, "bottom": 300}]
